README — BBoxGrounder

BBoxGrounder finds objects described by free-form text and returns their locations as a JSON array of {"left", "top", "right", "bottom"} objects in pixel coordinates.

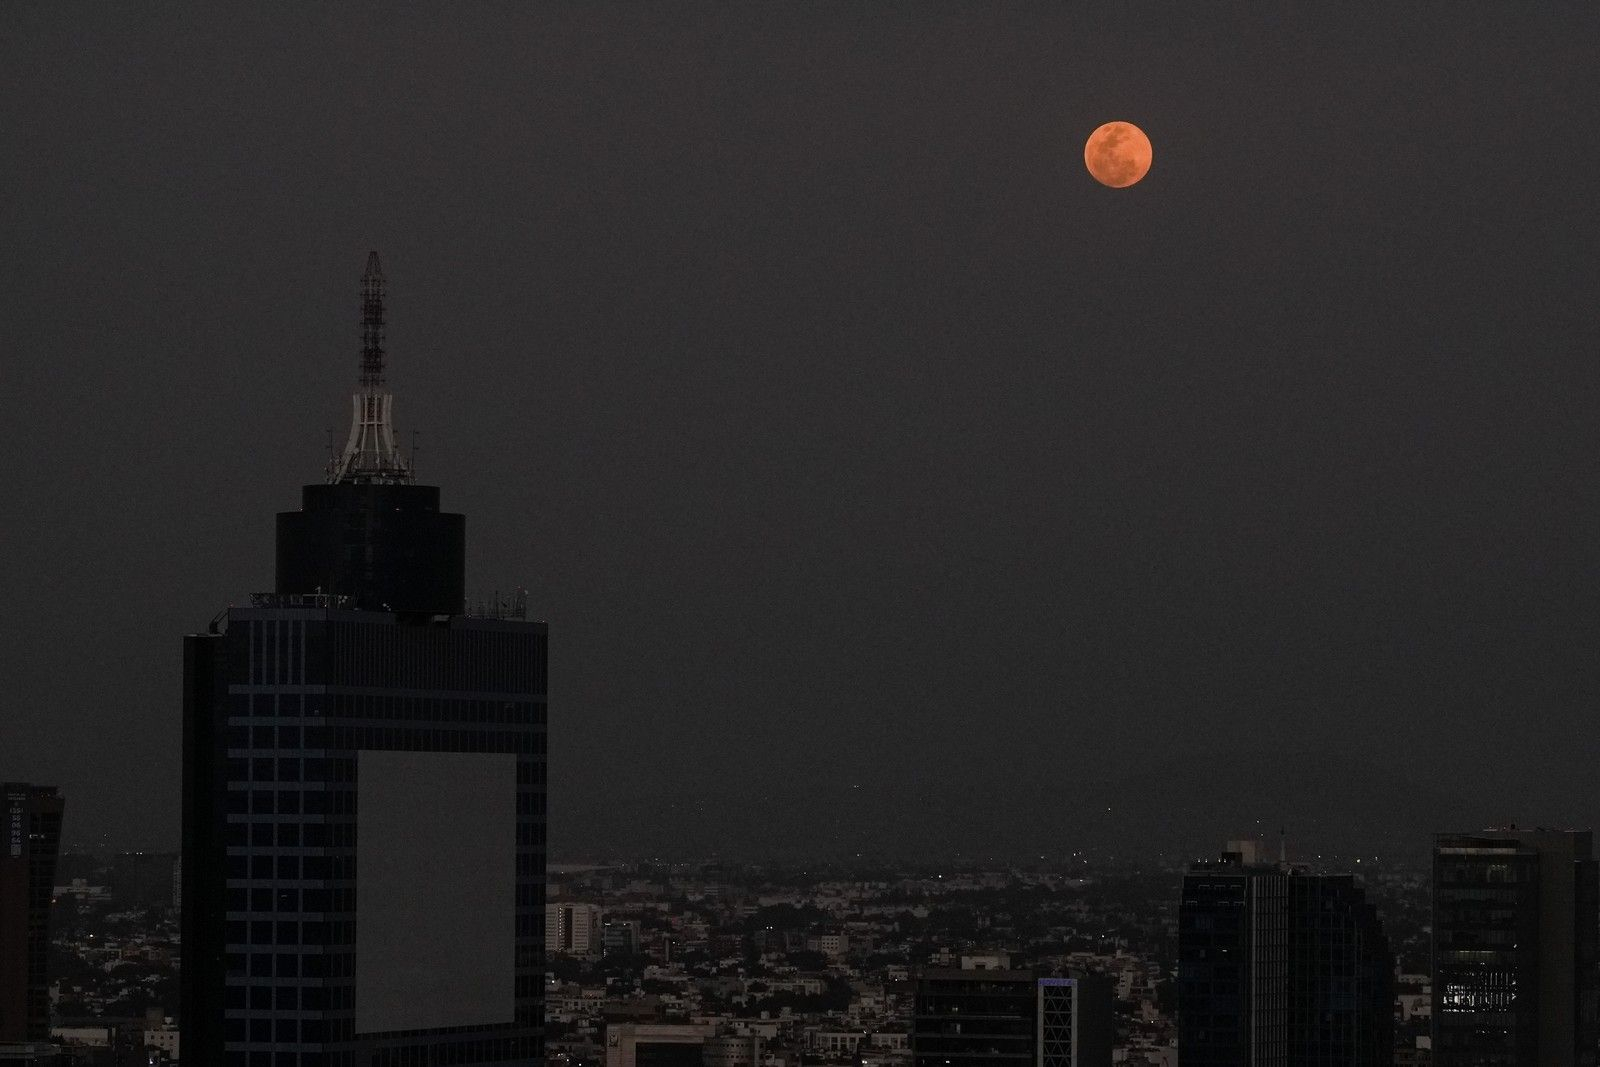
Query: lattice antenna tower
[{"left": 328, "top": 252, "right": 413, "bottom": 484}]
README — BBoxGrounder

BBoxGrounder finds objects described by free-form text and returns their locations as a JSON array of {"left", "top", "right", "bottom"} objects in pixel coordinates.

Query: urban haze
[{"left": 4, "top": 5, "right": 1599, "bottom": 866}]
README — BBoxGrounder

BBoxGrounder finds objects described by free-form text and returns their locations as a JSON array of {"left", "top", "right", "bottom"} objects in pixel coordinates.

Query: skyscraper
[
  {"left": 911, "top": 956, "right": 1112, "bottom": 1067},
  {"left": 1432, "top": 828, "right": 1599, "bottom": 1066},
  {"left": 0, "top": 784, "right": 64, "bottom": 1043},
  {"left": 181, "top": 254, "right": 546, "bottom": 1067},
  {"left": 1178, "top": 842, "right": 1393, "bottom": 1066}
]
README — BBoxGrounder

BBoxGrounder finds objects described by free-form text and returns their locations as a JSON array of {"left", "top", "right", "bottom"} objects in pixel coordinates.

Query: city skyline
[{"left": 5, "top": 5, "right": 1600, "bottom": 861}]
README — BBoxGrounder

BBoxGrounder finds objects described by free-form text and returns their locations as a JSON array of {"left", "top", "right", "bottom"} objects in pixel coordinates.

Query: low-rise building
[{"left": 606, "top": 1023, "right": 718, "bottom": 1067}]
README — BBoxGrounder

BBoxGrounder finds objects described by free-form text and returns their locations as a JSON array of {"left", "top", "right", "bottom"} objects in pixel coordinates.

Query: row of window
[
  {"left": 227, "top": 982, "right": 342, "bottom": 1011},
  {"left": 221, "top": 745, "right": 546, "bottom": 792},
  {"left": 225, "top": 882, "right": 542, "bottom": 922},
  {"left": 229, "top": 723, "right": 328, "bottom": 748},
  {"left": 225, "top": 788, "right": 542, "bottom": 822},
  {"left": 323, "top": 620, "right": 545, "bottom": 693},
  {"left": 228, "top": 854, "right": 347, "bottom": 881},
  {"left": 226, "top": 727, "right": 546, "bottom": 757},
  {"left": 223, "top": 1035, "right": 542, "bottom": 1067},
  {"left": 230, "top": 757, "right": 331, "bottom": 783},
  {"left": 226, "top": 920, "right": 355, "bottom": 950},
  {"left": 228, "top": 790, "right": 352, "bottom": 817},
  {"left": 229, "top": 953, "right": 346, "bottom": 981},
  {"left": 229, "top": 919, "right": 356, "bottom": 947},
  {"left": 226, "top": 852, "right": 545, "bottom": 882},
  {"left": 227, "top": 1014, "right": 341, "bottom": 1043},
  {"left": 224, "top": 912, "right": 544, "bottom": 957},
  {"left": 227, "top": 886, "right": 350, "bottom": 913},
  {"left": 225, "top": 825, "right": 547, "bottom": 857},
  {"left": 223, "top": 751, "right": 357, "bottom": 779},
  {"left": 1439, "top": 930, "right": 1522, "bottom": 946},
  {"left": 228, "top": 758, "right": 545, "bottom": 789},
  {"left": 330, "top": 694, "right": 543, "bottom": 726},
  {"left": 1438, "top": 861, "right": 1534, "bottom": 884},
  {"left": 1438, "top": 886, "right": 1528, "bottom": 902},
  {"left": 227, "top": 694, "right": 547, "bottom": 734},
  {"left": 224, "top": 975, "right": 544, "bottom": 1015},
  {"left": 226, "top": 955, "right": 352, "bottom": 987},
  {"left": 228, "top": 1050, "right": 331, "bottom": 1067},
  {"left": 231, "top": 820, "right": 354, "bottom": 847},
  {"left": 369, "top": 1034, "right": 542, "bottom": 1067}
]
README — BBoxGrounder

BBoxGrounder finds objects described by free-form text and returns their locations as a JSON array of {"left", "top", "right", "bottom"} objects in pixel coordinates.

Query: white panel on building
[{"left": 355, "top": 750, "right": 517, "bottom": 1034}]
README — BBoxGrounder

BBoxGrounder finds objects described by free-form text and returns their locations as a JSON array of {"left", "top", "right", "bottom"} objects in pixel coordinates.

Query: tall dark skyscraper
[
  {"left": 0, "top": 783, "right": 65, "bottom": 1043},
  {"left": 1432, "top": 828, "right": 1599, "bottom": 1066},
  {"left": 182, "top": 255, "right": 546, "bottom": 1067},
  {"left": 1178, "top": 842, "right": 1392, "bottom": 1066}
]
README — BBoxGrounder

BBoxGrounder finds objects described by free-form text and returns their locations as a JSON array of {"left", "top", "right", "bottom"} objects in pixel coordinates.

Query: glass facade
[
  {"left": 912, "top": 970, "right": 1110, "bottom": 1067},
  {"left": 185, "top": 608, "right": 546, "bottom": 1067},
  {"left": 913, "top": 969, "right": 1037, "bottom": 1067},
  {"left": 1433, "top": 830, "right": 1598, "bottom": 1067},
  {"left": 1179, "top": 858, "right": 1391, "bottom": 1066},
  {"left": 0, "top": 783, "right": 65, "bottom": 1043},
  {"left": 183, "top": 259, "right": 544, "bottom": 1066}
]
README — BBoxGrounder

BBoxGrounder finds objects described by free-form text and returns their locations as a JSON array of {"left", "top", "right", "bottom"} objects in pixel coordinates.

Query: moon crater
[{"left": 1084, "top": 121, "right": 1152, "bottom": 188}]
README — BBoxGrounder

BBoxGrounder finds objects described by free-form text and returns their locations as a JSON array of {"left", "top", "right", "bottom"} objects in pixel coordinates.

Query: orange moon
[{"left": 1084, "top": 121, "right": 1152, "bottom": 188}]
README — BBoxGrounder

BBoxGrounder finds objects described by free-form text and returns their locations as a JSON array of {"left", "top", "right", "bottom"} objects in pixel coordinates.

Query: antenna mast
[
  {"left": 328, "top": 252, "right": 413, "bottom": 485},
  {"left": 361, "top": 251, "right": 386, "bottom": 389}
]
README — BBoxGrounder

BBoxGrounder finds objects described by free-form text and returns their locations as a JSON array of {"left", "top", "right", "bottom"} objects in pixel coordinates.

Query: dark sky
[{"left": 4, "top": 4, "right": 1599, "bottom": 860}]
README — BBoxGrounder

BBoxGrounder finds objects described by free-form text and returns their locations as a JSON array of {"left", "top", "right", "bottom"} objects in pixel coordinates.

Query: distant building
[
  {"left": 709, "top": 931, "right": 745, "bottom": 958},
  {"left": 805, "top": 933, "right": 849, "bottom": 959},
  {"left": 1178, "top": 842, "right": 1392, "bottom": 1065},
  {"left": 912, "top": 958, "right": 1112, "bottom": 1067},
  {"left": 1432, "top": 828, "right": 1599, "bottom": 1066},
  {"left": 143, "top": 1020, "right": 179, "bottom": 1061},
  {"left": 604, "top": 918, "right": 643, "bottom": 955},
  {"left": 810, "top": 1031, "right": 866, "bottom": 1056},
  {"left": 0, "top": 784, "right": 65, "bottom": 1043},
  {"left": 47, "top": 880, "right": 106, "bottom": 903},
  {"left": 549, "top": 902, "right": 605, "bottom": 956},
  {"left": 1394, "top": 1043, "right": 1433, "bottom": 1067},
  {"left": 605, "top": 1023, "right": 717, "bottom": 1067},
  {"left": 959, "top": 952, "right": 1012, "bottom": 971},
  {"left": 702, "top": 1033, "right": 762, "bottom": 1067},
  {"left": 0, "top": 1043, "right": 65, "bottom": 1066},
  {"left": 46, "top": 1027, "right": 112, "bottom": 1049}
]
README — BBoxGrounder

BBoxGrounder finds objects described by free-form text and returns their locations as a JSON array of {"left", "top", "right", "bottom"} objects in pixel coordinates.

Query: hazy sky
[{"left": 3, "top": 3, "right": 1598, "bottom": 859}]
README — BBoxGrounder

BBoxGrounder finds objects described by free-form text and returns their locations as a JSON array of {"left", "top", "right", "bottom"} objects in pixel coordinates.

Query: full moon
[{"left": 1084, "top": 121, "right": 1152, "bottom": 188}]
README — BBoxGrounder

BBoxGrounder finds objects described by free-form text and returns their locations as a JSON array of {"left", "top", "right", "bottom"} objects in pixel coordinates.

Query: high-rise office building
[
  {"left": 181, "top": 254, "right": 546, "bottom": 1067},
  {"left": 911, "top": 956, "right": 1112, "bottom": 1067},
  {"left": 1178, "top": 842, "right": 1393, "bottom": 1066},
  {"left": 546, "top": 901, "right": 603, "bottom": 957},
  {"left": 1432, "top": 828, "right": 1599, "bottom": 1066},
  {"left": 0, "top": 784, "right": 65, "bottom": 1043}
]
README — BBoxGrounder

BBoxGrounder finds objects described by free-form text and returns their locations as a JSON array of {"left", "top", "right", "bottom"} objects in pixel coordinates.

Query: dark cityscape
[{"left": 4, "top": 4, "right": 1600, "bottom": 1065}]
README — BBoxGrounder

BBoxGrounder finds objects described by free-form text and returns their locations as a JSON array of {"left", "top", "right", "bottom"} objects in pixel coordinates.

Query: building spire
[
  {"left": 361, "top": 251, "right": 386, "bottom": 389},
  {"left": 329, "top": 252, "right": 413, "bottom": 484}
]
